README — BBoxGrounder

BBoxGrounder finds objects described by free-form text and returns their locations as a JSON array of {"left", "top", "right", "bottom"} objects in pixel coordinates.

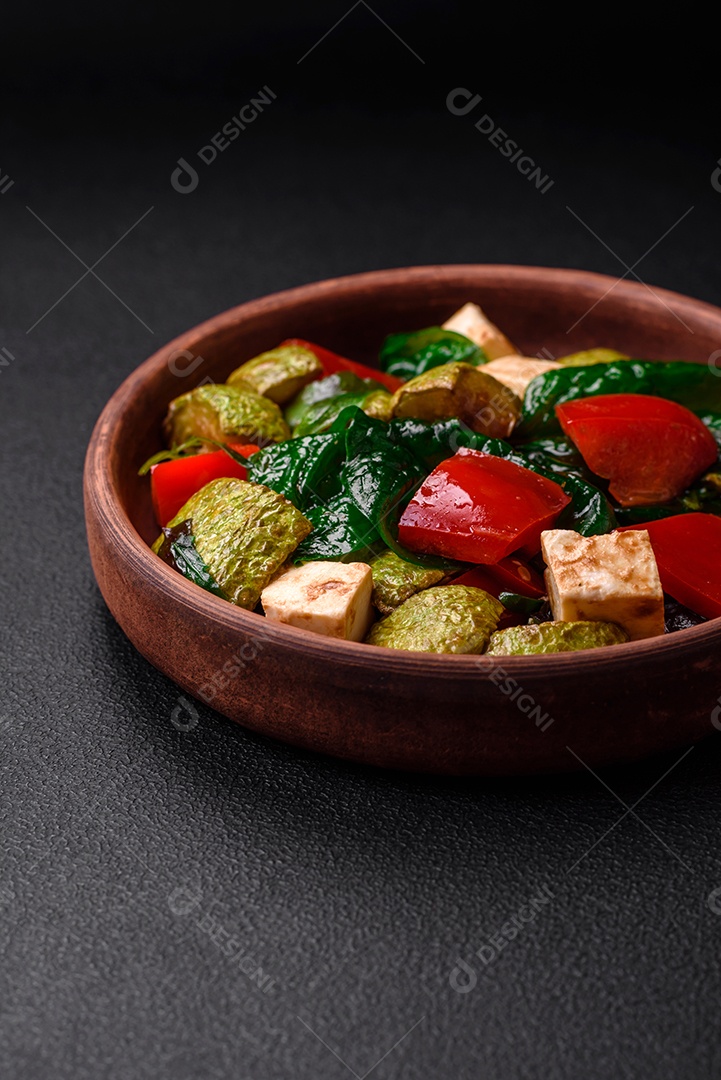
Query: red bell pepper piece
[
  {"left": 617, "top": 513, "right": 721, "bottom": 619},
  {"left": 556, "top": 393, "right": 718, "bottom": 507},
  {"left": 398, "top": 449, "right": 570, "bottom": 563},
  {"left": 454, "top": 556, "right": 545, "bottom": 598},
  {"left": 281, "top": 338, "right": 403, "bottom": 393},
  {"left": 151, "top": 444, "right": 258, "bottom": 526}
]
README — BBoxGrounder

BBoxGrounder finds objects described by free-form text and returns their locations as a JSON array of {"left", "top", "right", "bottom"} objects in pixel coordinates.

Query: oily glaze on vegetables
[
  {"left": 143, "top": 298, "right": 721, "bottom": 656},
  {"left": 153, "top": 477, "right": 311, "bottom": 609}
]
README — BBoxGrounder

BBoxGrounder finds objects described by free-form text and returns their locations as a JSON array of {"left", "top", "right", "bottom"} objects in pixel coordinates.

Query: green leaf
[
  {"left": 293, "top": 495, "right": 382, "bottom": 563},
  {"left": 156, "top": 520, "right": 228, "bottom": 598},
  {"left": 386, "top": 417, "right": 513, "bottom": 469},
  {"left": 518, "top": 360, "right": 721, "bottom": 438},
  {"left": 379, "top": 326, "right": 488, "bottom": 380},
  {"left": 498, "top": 591, "right": 545, "bottom": 614},
  {"left": 247, "top": 431, "right": 344, "bottom": 512},
  {"left": 285, "top": 371, "right": 383, "bottom": 431},
  {"left": 293, "top": 392, "right": 373, "bottom": 437}
]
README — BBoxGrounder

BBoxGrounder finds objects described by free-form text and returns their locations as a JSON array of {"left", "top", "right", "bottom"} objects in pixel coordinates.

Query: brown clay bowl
[{"left": 84, "top": 265, "right": 721, "bottom": 775}]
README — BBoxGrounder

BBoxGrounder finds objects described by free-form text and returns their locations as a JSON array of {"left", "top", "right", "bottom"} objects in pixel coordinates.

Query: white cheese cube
[
  {"left": 442, "top": 302, "right": 518, "bottom": 360},
  {"left": 481, "top": 355, "right": 561, "bottom": 400},
  {"left": 540, "top": 529, "right": 664, "bottom": 641},
  {"left": 261, "top": 561, "right": 373, "bottom": 642}
]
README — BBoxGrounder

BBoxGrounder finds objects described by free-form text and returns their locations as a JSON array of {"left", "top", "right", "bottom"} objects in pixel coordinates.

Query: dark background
[{"left": 3, "top": 7, "right": 721, "bottom": 1078}]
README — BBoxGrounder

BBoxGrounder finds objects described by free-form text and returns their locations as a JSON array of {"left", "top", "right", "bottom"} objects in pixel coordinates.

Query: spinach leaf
[
  {"left": 519, "top": 360, "right": 721, "bottom": 438},
  {"left": 379, "top": 326, "right": 488, "bottom": 380},
  {"left": 156, "top": 520, "right": 228, "bottom": 599}
]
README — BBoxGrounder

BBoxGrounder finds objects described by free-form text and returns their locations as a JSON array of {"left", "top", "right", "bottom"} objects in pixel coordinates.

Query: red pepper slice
[
  {"left": 556, "top": 393, "right": 718, "bottom": 507},
  {"left": 150, "top": 444, "right": 258, "bottom": 526},
  {"left": 398, "top": 449, "right": 570, "bottom": 563},
  {"left": 281, "top": 338, "right": 403, "bottom": 393},
  {"left": 454, "top": 556, "right": 545, "bottom": 598},
  {"left": 617, "top": 513, "right": 721, "bottom": 619}
]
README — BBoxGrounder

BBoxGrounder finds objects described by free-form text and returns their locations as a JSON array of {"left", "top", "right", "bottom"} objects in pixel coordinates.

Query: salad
[{"left": 142, "top": 302, "right": 721, "bottom": 656}]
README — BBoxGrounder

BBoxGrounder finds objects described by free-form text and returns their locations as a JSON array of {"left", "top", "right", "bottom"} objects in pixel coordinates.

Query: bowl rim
[{"left": 84, "top": 262, "right": 721, "bottom": 676}]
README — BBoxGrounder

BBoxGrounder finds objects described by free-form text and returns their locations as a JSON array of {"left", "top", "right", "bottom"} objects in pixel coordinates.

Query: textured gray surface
[{"left": 3, "top": 14, "right": 721, "bottom": 1077}]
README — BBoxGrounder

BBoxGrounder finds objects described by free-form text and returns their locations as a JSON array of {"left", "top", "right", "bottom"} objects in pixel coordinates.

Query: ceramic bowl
[{"left": 84, "top": 265, "right": 721, "bottom": 774}]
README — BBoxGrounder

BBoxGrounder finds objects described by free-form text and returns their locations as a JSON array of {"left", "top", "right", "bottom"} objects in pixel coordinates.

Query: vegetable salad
[{"left": 142, "top": 302, "right": 721, "bottom": 655}]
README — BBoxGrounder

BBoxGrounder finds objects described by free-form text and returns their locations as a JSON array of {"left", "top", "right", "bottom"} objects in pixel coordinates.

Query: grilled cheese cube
[
  {"left": 540, "top": 529, "right": 664, "bottom": 641},
  {"left": 441, "top": 302, "right": 518, "bottom": 360},
  {"left": 481, "top": 355, "right": 561, "bottom": 400},
  {"left": 261, "top": 561, "right": 373, "bottom": 641}
]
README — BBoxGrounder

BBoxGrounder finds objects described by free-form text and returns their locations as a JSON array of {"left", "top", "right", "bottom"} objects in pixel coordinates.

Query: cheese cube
[
  {"left": 481, "top": 355, "right": 561, "bottom": 400},
  {"left": 540, "top": 529, "right": 664, "bottom": 641},
  {"left": 261, "top": 561, "right": 373, "bottom": 641},
  {"left": 442, "top": 302, "right": 518, "bottom": 360}
]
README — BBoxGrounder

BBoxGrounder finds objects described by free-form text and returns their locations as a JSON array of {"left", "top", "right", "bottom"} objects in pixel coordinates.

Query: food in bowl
[{"left": 141, "top": 302, "right": 721, "bottom": 656}]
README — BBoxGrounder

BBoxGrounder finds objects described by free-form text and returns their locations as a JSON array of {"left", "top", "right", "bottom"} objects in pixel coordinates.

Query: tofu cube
[
  {"left": 442, "top": 302, "right": 518, "bottom": 360},
  {"left": 481, "top": 355, "right": 561, "bottom": 400},
  {"left": 261, "top": 561, "right": 373, "bottom": 641},
  {"left": 540, "top": 530, "right": 664, "bottom": 641}
]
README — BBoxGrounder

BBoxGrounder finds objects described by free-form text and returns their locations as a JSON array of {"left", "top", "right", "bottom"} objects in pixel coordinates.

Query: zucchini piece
[
  {"left": 486, "top": 620, "right": 628, "bottom": 655},
  {"left": 389, "top": 362, "right": 521, "bottom": 439},
  {"left": 164, "top": 384, "right": 290, "bottom": 448},
  {"left": 369, "top": 549, "right": 446, "bottom": 614},
  {"left": 366, "top": 585, "right": 503, "bottom": 654},
  {"left": 153, "top": 477, "right": 311, "bottom": 609},
  {"left": 227, "top": 344, "right": 323, "bottom": 404}
]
